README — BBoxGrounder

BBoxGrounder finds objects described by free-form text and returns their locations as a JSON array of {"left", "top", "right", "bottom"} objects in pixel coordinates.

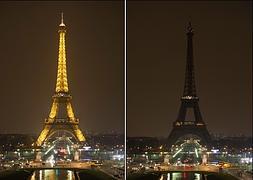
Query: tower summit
[
  {"left": 183, "top": 22, "right": 197, "bottom": 97},
  {"left": 36, "top": 14, "right": 85, "bottom": 146},
  {"left": 60, "top": 12, "right": 65, "bottom": 27},
  {"left": 167, "top": 23, "right": 211, "bottom": 148},
  {"left": 56, "top": 12, "right": 68, "bottom": 93}
]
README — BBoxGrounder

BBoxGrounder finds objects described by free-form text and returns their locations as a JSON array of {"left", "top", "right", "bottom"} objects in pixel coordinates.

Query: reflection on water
[
  {"left": 30, "top": 169, "right": 75, "bottom": 180},
  {"left": 160, "top": 172, "right": 204, "bottom": 180}
]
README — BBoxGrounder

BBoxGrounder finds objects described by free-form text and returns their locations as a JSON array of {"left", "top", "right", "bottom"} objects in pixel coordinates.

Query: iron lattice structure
[
  {"left": 36, "top": 14, "right": 85, "bottom": 146},
  {"left": 167, "top": 23, "right": 211, "bottom": 148}
]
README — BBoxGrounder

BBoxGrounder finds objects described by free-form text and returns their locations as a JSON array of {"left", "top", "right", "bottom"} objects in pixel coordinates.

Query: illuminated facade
[{"left": 36, "top": 14, "right": 85, "bottom": 146}]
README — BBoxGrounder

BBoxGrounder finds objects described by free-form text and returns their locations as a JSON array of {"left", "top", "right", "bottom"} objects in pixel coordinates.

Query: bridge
[
  {"left": 21, "top": 161, "right": 92, "bottom": 170},
  {"left": 19, "top": 161, "right": 123, "bottom": 180},
  {"left": 155, "top": 164, "right": 219, "bottom": 172}
]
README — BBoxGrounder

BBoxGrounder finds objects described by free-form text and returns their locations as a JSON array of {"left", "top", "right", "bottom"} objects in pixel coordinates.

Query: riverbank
[
  {"left": 0, "top": 168, "right": 116, "bottom": 180},
  {"left": 127, "top": 171, "right": 239, "bottom": 180}
]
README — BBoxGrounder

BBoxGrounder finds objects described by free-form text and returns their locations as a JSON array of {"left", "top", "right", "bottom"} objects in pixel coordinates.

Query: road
[{"left": 23, "top": 161, "right": 124, "bottom": 179}]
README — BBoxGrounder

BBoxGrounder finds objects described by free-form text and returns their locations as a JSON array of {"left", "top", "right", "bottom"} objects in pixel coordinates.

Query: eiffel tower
[
  {"left": 167, "top": 23, "right": 211, "bottom": 148},
  {"left": 36, "top": 14, "right": 85, "bottom": 146}
]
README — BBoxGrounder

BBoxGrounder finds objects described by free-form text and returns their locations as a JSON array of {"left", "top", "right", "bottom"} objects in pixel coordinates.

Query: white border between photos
[{"left": 124, "top": 0, "right": 127, "bottom": 179}]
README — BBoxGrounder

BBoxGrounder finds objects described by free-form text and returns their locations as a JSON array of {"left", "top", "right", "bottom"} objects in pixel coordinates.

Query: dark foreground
[
  {"left": 78, "top": 169, "right": 116, "bottom": 180},
  {"left": 127, "top": 171, "right": 239, "bottom": 180},
  {"left": 0, "top": 169, "right": 33, "bottom": 180},
  {"left": 0, "top": 169, "right": 116, "bottom": 180}
]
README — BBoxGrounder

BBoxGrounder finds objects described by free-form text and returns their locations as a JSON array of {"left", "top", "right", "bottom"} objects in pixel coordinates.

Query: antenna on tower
[
  {"left": 61, "top": 12, "right": 64, "bottom": 24},
  {"left": 60, "top": 12, "right": 65, "bottom": 26},
  {"left": 187, "top": 21, "right": 193, "bottom": 33}
]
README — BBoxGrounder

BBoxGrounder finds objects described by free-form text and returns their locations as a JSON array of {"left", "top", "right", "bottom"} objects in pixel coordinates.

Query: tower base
[
  {"left": 36, "top": 120, "right": 85, "bottom": 146},
  {"left": 167, "top": 121, "right": 211, "bottom": 148}
]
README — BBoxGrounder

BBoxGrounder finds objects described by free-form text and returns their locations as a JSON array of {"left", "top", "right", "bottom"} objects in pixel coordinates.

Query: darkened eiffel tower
[
  {"left": 36, "top": 14, "right": 85, "bottom": 146},
  {"left": 167, "top": 23, "right": 211, "bottom": 148}
]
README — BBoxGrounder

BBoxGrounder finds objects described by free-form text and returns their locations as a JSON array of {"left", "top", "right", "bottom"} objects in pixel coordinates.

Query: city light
[
  {"left": 241, "top": 157, "right": 252, "bottom": 164},
  {"left": 211, "top": 149, "right": 219, "bottom": 153}
]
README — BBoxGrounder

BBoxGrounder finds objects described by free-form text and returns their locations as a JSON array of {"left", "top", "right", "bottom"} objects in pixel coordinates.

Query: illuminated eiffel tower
[
  {"left": 36, "top": 14, "right": 85, "bottom": 146},
  {"left": 167, "top": 23, "right": 211, "bottom": 148}
]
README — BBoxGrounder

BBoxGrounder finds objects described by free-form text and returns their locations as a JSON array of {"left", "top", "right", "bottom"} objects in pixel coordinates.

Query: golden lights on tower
[
  {"left": 36, "top": 14, "right": 85, "bottom": 146},
  {"left": 56, "top": 13, "right": 69, "bottom": 93}
]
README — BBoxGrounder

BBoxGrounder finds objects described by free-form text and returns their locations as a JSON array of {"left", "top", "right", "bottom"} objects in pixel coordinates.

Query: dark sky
[
  {"left": 0, "top": 1, "right": 251, "bottom": 138},
  {"left": 127, "top": 1, "right": 252, "bottom": 137},
  {"left": 0, "top": 1, "right": 124, "bottom": 134}
]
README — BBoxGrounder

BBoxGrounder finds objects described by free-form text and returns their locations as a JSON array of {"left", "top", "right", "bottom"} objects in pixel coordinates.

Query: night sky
[
  {"left": 0, "top": 1, "right": 124, "bottom": 134},
  {"left": 127, "top": 1, "right": 252, "bottom": 137},
  {"left": 0, "top": 1, "right": 251, "bottom": 138}
]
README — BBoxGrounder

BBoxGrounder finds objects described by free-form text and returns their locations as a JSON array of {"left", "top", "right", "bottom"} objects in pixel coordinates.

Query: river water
[
  {"left": 29, "top": 169, "right": 75, "bottom": 180},
  {"left": 160, "top": 172, "right": 204, "bottom": 180}
]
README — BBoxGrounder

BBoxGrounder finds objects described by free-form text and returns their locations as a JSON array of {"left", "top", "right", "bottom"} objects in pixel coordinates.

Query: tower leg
[
  {"left": 36, "top": 125, "right": 52, "bottom": 146},
  {"left": 74, "top": 150, "right": 80, "bottom": 161}
]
